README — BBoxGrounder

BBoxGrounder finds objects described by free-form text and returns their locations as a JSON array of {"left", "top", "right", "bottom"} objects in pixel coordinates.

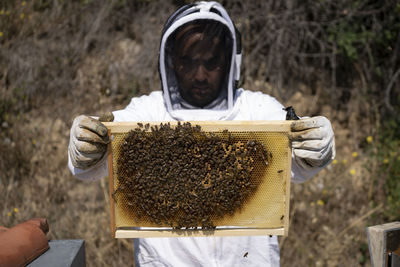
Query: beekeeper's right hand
[{"left": 68, "top": 115, "right": 109, "bottom": 169}]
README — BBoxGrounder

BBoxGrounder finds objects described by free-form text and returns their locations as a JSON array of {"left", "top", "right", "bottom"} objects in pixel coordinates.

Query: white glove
[
  {"left": 68, "top": 115, "right": 110, "bottom": 169},
  {"left": 290, "top": 116, "right": 335, "bottom": 171}
]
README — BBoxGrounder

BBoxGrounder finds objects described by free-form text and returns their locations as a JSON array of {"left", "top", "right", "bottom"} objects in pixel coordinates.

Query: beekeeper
[{"left": 68, "top": 1, "right": 335, "bottom": 266}]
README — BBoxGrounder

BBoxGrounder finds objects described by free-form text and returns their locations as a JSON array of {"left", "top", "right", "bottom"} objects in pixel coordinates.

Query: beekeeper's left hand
[{"left": 290, "top": 116, "right": 335, "bottom": 170}]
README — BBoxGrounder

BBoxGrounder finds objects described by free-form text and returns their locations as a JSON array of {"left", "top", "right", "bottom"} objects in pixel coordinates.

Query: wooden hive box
[{"left": 103, "top": 121, "right": 292, "bottom": 238}]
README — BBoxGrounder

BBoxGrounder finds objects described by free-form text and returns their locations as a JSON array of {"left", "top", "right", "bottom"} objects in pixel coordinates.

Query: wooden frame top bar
[{"left": 103, "top": 120, "right": 292, "bottom": 134}]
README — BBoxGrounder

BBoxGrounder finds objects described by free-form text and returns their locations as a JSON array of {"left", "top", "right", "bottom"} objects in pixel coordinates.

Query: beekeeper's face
[{"left": 173, "top": 30, "right": 227, "bottom": 108}]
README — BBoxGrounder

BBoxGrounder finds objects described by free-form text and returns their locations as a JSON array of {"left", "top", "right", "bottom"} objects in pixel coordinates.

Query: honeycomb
[{"left": 105, "top": 121, "right": 291, "bottom": 233}]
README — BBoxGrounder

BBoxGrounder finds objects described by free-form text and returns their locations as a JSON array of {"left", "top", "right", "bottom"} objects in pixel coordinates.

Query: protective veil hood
[{"left": 159, "top": 1, "right": 242, "bottom": 121}]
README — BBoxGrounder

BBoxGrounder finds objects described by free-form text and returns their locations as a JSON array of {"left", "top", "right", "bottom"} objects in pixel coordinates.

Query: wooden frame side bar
[
  {"left": 107, "top": 129, "right": 116, "bottom": 238},
  {"left": 284, "top": 146, "right": 292, "bottom": 236}
]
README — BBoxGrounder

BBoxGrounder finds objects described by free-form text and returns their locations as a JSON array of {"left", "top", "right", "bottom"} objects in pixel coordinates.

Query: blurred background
[{"left": 0, "top": 0, "right": 399, "bottom": 266}]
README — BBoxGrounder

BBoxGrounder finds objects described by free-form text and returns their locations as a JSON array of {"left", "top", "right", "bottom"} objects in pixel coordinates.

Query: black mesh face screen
[{"left": 159, "top": 2, "right": 243, "bottom": 105}]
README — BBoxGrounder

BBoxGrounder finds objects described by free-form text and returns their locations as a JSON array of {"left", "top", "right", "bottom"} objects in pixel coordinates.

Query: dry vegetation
[{"left": 1, "top": 0, "right": 399, "bottom": 266}]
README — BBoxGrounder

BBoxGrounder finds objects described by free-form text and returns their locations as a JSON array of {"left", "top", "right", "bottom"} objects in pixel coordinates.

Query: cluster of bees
[{"left": 114, "top": 122, "right": 269, "bottom": 229}]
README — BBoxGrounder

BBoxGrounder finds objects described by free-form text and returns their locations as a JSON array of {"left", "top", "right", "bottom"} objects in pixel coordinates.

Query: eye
[
  {"left": 204, "top": 56, "right": 220, "bottom": 70},
  {"left": 180, "top": 56, "right": 195, "bottom": 68}
]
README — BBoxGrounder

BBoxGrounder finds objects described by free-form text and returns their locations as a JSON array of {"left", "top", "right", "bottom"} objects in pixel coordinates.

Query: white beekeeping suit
[{"left": 68, "top": 2, "right": 335, "bottom": 266}]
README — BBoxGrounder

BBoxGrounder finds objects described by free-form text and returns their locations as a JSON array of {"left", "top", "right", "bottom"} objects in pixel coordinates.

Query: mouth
[{"left": 193, "top": 86, "right": 210, "bottom": 95}]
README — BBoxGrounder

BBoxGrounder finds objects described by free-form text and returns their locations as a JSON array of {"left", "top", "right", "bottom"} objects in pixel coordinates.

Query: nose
[{"left": 194, "top": 64, "right": 207, "bottom": 82}]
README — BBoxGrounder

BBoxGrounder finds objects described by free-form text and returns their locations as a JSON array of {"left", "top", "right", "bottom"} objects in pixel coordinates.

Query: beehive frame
[{"left": 104, "top": 121, "right": 292, "bottom": 238}]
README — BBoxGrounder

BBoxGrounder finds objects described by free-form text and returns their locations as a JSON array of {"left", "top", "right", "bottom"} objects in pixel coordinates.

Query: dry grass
[{"left": 1, "top": 0, "right": 397, "bottom": 266}]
